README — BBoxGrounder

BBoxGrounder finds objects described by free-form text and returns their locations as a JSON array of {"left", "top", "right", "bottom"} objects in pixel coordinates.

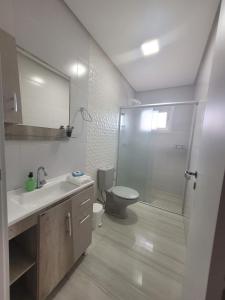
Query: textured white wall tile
[
  {"left": 86, "top": 41, "right": 134, "bottom": 184},
  {"left": 70, "top": 82, "right": 88, "bottom": 143}
]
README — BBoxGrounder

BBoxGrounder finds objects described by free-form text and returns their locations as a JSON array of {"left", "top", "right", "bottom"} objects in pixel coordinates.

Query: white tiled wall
[
  {"left": 86, "top": 41, "right": 134, "bottom": 183},
  {"left": 3, "top": 0, "right": 134, "bottom": 191}
]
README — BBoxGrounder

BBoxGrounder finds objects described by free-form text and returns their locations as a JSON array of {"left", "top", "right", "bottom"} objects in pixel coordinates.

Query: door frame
[
  {"left": 181, "top": 103, "right": 199, "bottom": 215},
  {"left": 0, "top": 54, "right": 9, "bottom": 300}
]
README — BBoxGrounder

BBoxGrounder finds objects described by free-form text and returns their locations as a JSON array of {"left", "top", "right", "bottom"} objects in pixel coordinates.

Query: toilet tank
[{"left": 98, "top": 168, "right": 114, "bottom": 191}]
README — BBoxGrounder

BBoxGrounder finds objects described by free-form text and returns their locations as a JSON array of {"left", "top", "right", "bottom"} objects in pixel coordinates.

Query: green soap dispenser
[{"left": 25, "top": 172, "right": 36, "bottom": 192}]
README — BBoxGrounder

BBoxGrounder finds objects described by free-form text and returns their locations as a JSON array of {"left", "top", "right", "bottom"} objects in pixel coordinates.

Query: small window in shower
[{"left": 140, "top": 109, "right": 168, "bottom": 132}]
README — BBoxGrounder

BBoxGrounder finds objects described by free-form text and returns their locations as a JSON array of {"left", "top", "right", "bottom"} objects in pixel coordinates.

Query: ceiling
[{"left": 64, "top": 0, "right": 219, "bottom": 92}]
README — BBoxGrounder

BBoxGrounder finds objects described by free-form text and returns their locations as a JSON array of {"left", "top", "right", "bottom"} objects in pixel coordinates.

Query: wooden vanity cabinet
[
  {"left": 0, "top": 28, "right": 22, "bottom": 124},
  {"left": 9, "top": 185, "right": 94, "bottom": 300},
  {"left": 71, "top": 186, "right": 94, "bottom": 262},
  {"left": 38, "top": 200, "right": 73, "bottom": 300},
  {"left": 38, "top": 185, "right": 94, "bottom": 300}
]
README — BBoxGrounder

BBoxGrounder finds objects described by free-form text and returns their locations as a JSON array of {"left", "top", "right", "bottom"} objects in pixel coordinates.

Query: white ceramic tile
[{"left": 86, "top": 41, "right": 134, "bottom": 184}]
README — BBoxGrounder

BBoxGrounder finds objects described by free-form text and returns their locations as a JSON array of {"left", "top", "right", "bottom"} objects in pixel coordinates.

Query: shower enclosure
[{"left": 116, "top": 102, "right": 197, "bottom": 215}]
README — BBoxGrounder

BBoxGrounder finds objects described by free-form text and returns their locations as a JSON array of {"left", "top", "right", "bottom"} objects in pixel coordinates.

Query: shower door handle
[{"left": 185, "top": 170, "right": 198, "bottom": 179}]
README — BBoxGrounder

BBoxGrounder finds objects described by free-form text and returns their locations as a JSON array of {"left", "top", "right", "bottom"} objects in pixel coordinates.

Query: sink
[
  {"left": 12, "top": 181, "right": 78, "bottom": 209},
  {"left": 7, "top": 174, "right": 94, "bottom": 226}
]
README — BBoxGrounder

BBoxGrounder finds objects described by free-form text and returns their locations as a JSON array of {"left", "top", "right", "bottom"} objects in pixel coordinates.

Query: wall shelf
[{"left": 5, "top": 123, "right": 68, "bottom": 141}]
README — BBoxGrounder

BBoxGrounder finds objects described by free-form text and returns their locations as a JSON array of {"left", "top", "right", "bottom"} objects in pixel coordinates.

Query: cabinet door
[
  {"left": 38, "top": 200, "right": 73, "bottom": 300},
  {"left": 71, "top": 186, "right": 94, "bottom": 262},
  {"left": 75, "top": 209, "right": 93, "bottom": 260},
  {"left": 0, "top": 28, "right": 22, "bottom": 123}
]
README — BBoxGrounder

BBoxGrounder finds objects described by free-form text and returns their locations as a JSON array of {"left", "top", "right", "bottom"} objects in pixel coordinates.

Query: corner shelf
[{"left": 10, "top": 243, "right": 36, "bottom": 285}]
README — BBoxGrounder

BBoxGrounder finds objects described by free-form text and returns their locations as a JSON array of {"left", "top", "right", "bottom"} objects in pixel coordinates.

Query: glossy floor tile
[
  {"left": 53, "top": 203, "right": 185, "bottom": 300},
  {"left": 144, "top": 190, "right": 183, "bottom": 215},
  {"left": 150, "top": 197, "right": 182, "bottom": 215}
]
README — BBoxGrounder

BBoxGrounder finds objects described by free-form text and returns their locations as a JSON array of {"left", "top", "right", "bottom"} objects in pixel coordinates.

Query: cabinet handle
[
  {"left": 66, "top": 212, "right": 72, "bottom": 237},
  {"left": 80, "top": 198, "right": 91, "bottom": 207},
  {"left": 80, "top": 214, "right": 90, "bottom": 225},
  {"left": 10, "top": 93, "right": 18, "bottom": 112}
]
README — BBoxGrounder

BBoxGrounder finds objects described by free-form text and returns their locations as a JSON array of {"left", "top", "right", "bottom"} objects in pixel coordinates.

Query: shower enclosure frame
[{"left": 116, "top": 101, "right": 198, "bottom": 215}]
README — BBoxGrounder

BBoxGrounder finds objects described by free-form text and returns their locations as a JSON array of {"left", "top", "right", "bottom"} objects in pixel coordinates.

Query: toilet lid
[{"left": 111, "top": 186, "right": 139, "bottom": 200}]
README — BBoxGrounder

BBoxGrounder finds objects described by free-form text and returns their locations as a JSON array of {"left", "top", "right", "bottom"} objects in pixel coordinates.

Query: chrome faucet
[{"left": 37, "top": 166, "right": 48, "bottom": 189}]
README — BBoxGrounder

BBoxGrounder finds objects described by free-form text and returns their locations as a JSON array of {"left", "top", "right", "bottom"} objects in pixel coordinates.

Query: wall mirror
[
  {"left": 17, "top": 50, "right": 70, "bottom": 129},
  {"left": 5, "top": 48, "right": 71, "bottom": 140}
]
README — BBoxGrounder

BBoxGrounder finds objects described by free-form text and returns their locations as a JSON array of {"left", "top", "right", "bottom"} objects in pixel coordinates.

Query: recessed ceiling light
[
  {"left": 71, "top": 63, "right": 87, "bottom": 77},
  {"left": 141, "top": 40, "right": 160, "bottom": 56}
]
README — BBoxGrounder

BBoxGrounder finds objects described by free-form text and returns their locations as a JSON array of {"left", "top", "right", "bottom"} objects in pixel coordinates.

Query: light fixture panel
[{"left": 141, "top": 40, "right": 159, "bottom": 56}]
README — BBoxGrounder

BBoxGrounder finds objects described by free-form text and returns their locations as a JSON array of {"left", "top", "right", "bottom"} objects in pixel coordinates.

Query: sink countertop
[{"left": 7, "top": 174, "right": 94, "bottom": 227}]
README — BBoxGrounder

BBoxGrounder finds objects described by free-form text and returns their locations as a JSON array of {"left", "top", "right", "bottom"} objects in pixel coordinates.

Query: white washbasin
[
  {"left": 13, "top": 181, "right": 77, "bottom": 209},
  {"left": 7, "top": 174, "right": 94, "bottom": 226}
]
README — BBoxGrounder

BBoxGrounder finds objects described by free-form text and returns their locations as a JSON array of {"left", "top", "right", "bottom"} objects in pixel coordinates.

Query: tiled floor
[
  {"left": 53, "top": 203, "right": 186, "bottom": 300},
  {"left": 150, "top": 196, "right": 182, "bottom": 215},
  {"left": 144, "top": 190, "right": 183, "bottom": 215}
]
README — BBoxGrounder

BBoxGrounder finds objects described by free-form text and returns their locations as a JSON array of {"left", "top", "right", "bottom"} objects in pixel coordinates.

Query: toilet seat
[{"left": 111, "top": 186, "right": 139, "bottom": 200}]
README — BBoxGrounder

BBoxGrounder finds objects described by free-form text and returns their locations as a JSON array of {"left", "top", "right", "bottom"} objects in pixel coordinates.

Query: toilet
[{"left": 98, "top": 168, "right": 139, "bottom": 219}]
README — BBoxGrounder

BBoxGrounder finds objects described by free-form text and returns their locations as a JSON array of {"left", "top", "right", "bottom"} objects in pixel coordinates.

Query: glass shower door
[{"left": 117, "top": 104, "right": 195, "bottom": 215}]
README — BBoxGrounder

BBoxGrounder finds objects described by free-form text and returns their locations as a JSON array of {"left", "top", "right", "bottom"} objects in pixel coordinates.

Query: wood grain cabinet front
[
  {"left": 71, "top": 186, "right": 94, "bottom": 262},
  {"left": 38, "top": 185, "right": 94, "bottom": 299},
  {"left": 38, "top": 200, "right": 73, "bottom": 300},
  {"left": 0, "top": 28, "right": 22, "bottom": 124}
]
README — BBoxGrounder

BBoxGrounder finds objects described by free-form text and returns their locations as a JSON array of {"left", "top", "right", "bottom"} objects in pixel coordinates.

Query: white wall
[
  {"left": 2, "top": 0, "right": 134, "bottom": 191},
  {"left": 183, "top": 12, "right": 218, "bottom": 237},
  {"left": 182, "top": 5, "right": 225, "bottom": 299},
  {"left": 135, "top": 85, "right": 195, "bottom": 104}
]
